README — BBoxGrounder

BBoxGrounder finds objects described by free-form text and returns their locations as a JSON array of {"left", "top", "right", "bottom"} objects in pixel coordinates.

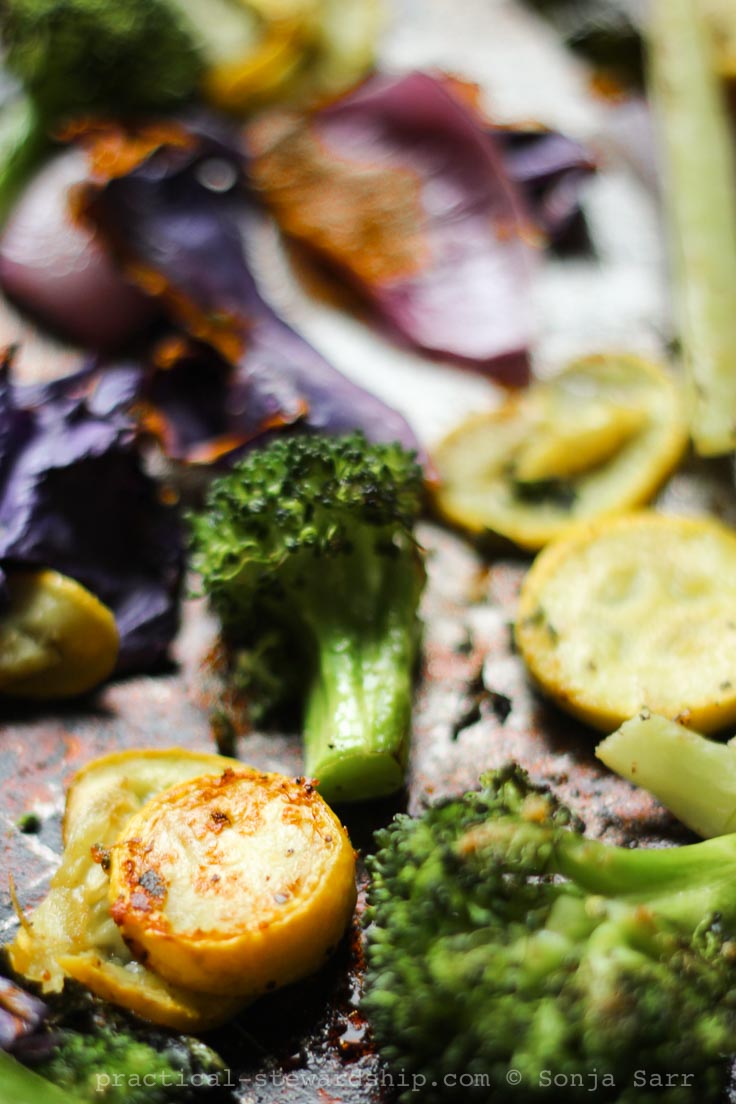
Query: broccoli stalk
[
  {"left": 0, "top": 1050, "right": 86, "bottom": 1104},
  {"left": 191, "top": 433, "right": 426, "bottom": 804},
  {"left": 0, "top": 97, "right": 50, "bottom": 228},
  {"left": 364, "top": 766, "right": 736, "bottom": 1102},
  {"left": 597, "top": 711, "right": 736, "bottom": 838},
  {"left": 300, "top": 542, "right": 423, "bottom": 800},
  {"left": 475, "top": 812, "right": 736, "bottom": 922}
]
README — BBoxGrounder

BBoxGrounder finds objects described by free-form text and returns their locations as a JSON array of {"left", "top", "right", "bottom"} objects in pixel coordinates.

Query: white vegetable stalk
[{"left": 648, "top": 0, "right": 736, "bottom": 455}]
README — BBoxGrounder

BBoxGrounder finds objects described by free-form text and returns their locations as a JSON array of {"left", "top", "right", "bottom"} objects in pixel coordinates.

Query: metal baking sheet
[{"left": 1, "top": 1, "right": 731, "bottom": 1100}]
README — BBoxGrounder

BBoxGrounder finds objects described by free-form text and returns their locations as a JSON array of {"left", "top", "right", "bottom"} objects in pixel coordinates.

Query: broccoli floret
[
  {"left": 0, "top": 978, "right": 224, "bottom": 1103},
  {"left": 36, "top": 1027, "right": 223, "bottom": 1103},
  {"left": 0, "top": 0, "right": 205, "bottom": 224},
  {"left": 191, "top": 432, "right": 426, "bottom": 803},
  {"left": 364, "top": 765, "right": 736, "bottom": 1102},
  {"left": 2, "top": 0, "right": 203, "bottom": 121}
]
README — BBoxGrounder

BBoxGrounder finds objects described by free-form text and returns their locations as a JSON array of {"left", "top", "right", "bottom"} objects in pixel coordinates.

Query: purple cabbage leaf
[
  {"left": 78, "top": 121, "right": 425, "bottom": 465},
  {"left": 248, "top": 71, "right": 544, "bottom": 383},
  {"left": 0, "top": 975, "right": 47, "bottom": 1054},
  {"left": 494, "top": 124, "right": 595, "bottom": 245}
]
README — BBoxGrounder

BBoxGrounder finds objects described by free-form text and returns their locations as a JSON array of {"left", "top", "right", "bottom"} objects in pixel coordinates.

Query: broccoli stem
[
  {"left": 0, "top": 1051, "right": 85, "bottom": 1104},
  {"left": 597, "top": 712, "right": 736, "bottom": 838},
  {"left": 0, "top": 99, "right": 51, "bottom": 228},
  {"left": 551, "top": 825, "right": 736, "bottom": 928},
  {"left": 471, "top": 814, "right": 736, "bottom": 929},
  {"left": 301, "top": 552, "right": 421, "bottom": 804},
  {"left": 303, "top": 620, "right": 414, "bottom": 803}
]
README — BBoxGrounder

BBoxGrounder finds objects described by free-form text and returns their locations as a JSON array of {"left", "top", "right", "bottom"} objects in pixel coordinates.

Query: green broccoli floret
[
  {"left": 2, "top": 0, "right": 203, "bottom": 122},
  {"left": 364, "top": 765, "right": 736, "bottom": 1102},
  {"left": 35, "top": 1027, "right": 223, "bottom": 1103},
  {"left": 191, "top": 433, "right": 426, "bottom": 804},
  {"left": 0, "top": 980, "right": 224, "bottom": 1103},
  {"left": 0, "top": 0, "right": 205, "bottom": 224}
]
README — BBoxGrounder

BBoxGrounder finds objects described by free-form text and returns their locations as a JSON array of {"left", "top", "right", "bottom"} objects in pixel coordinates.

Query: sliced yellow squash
[
  {"left": 0, "top": 570, "right": 118, "bottom": 698},
  {"left": 202, "top": 17, "right": 306, "bottom": 110},
  {"left": 515, "top": 512, "right": 736, "bottom": 733},
  {"left": 201, "top": 0, "right": 382, "bottom": 112},
  {"left": 9, "top": 748, "right": 356, "bottom": 1029},
  {"left": 108, "top": 768, "right": 357, "bottom": 997},
  {"left": 9, "top": 750, "right": 256, "bottom": 1030},
  {"left": 60, "top": 748, "right": 231, "bottom": 847},
  {"left": 433, "top": 354, "right": 688, "bottom": 551},
  {"left": 702, "top": 0, "right": 736, "bottom": 80}
]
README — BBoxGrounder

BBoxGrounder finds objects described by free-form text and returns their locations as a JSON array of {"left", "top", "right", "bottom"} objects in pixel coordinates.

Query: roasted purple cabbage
[
  {"left": 0, "top": 975, "right": 47, "bottom": 1055},
  {"left": 79, "top": 120, "right": 424, "bottom": 462},
  {"left": 249, "top": 71, "right": 542, "bottom": 382}
]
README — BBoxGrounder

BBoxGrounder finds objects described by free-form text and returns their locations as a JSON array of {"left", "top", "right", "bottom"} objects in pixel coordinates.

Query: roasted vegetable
[
  {"left": 0, "top": 569, "right": 118, "bottom": 699},
  {"left": 0, "top": 0, "right": 380, "bottom": 230},
  {"left": 9, "top": 750, "right": 247, "bottom": 1030},
  {"left": 9, "top": 749, "right": 356, "bottom": 1029},
  {"left": 2, "top": 0, "right": 202, "bottom": 123},
  {"left": 597, "top": 712, "right": 736, "bottom": 838},
  {"left": 0, "top": 1051, "right": 84, "bottom": 1104},
  {"left": 516, "top": 512, "right": 736, "bottom": 732},
  {"left": 0, "top": 147, "right": 155, "bottom": 349},
  {"left": 0, "top": 0, "right": 203, "bottom": 225},
  {"left": 648, "top": 0, "right": 736, "bottom": 455},
  {"left": 191, "top": 433, "right": 426, "bottom": 803},
  {"left": 433, "top": 354, "right": 686, "bottom": 550},
  {"left": 0, "top": 985, "right": 225, "bottom": 1104},
  {"left": 249, "top": 71, "right": 537, "bottom": 382},
  {"left": 0, "top": 975, "right": 46, "bottom": 1052},
  {"left": 109, "top": 768, "right": 356, "bottom": 996},
  {"left": 34, "top": 1013, "right": 224, "bottom": 1104},
  {"left": 0, "top": 354, "right": 183, "bottom": 674},
  {"left": 364, "top": 765, "right": 736, "bottom": 1102},
  {"left": 202, "top": 0, "right": 382, "bottom": 113},
  {"left": 81, "top": 121, "right": 424, "bottom": 461}
]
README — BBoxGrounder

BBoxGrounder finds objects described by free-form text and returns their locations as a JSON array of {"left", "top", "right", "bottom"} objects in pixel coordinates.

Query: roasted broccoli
[
  {"left": 2, "top": 0, "right": 203, "bottom": 122},
  {"left": 191, "top": 433, "right": 426, "bottom": 803},
  {"left": 35, "top": 1026, "right": 223, "bottom": 1103},
  {"left": 597, "top": 711, "right": 736, "bottom": 839},
  {"left": 0, "top": 0, "right": 204, "bottom": 223},
  {"left": 2, "top": 996, "right": 225, "bottom": 1103},
  {"left": 364, "top": 765, "right": 736, "bottom": 1102}
]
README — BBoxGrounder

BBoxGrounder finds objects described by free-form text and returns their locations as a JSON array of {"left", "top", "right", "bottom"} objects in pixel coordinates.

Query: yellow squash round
[
  {"left": 433, "top": 354, "right": 688, "bottom": 550},
  {"left": 0, "top": 569, "right": 118, "bottom": 698},
  {"left": 8, "top": 749, "right": 247, "bottom": 1030},
  {"left": 11, "top": 750, "right": 355, "bottom": 1030},
  {"left": 516, "top": 512, "right": 736, "bottom": 733},
  {"left": 108, "top": 767, "right": 357, "bottom": 998}
]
